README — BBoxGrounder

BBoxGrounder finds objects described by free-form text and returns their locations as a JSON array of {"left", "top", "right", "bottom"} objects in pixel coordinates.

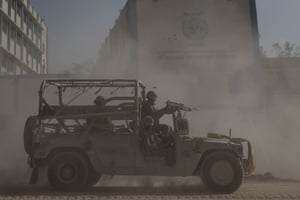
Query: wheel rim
[
  {"left": 58, "top": 164, "right": 78, "bottom": 183},
  {"left": 209, "top": 160, "right": 234, "bottom": 186}
]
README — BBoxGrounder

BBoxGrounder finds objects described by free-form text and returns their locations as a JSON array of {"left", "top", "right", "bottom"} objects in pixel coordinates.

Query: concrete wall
[
  {"left": 0, "top": 74, "right": 84, "bottom": 126},
  {"left": 97, "top": 2, "right": 133, "bottom": 78}
]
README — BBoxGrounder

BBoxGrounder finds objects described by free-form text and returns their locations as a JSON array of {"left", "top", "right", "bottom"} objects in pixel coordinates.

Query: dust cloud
[
  {"left": 0, "top": 78, "right": 44, "bottom": 188},
  {"left": 0, "top": 0, "right": 300, "bottom": 191},
  {"left": 0, "top": 115, "right": 30, "bottom": 188},
  {"left": 137, "top": 64, "right": 300, "bottom": 180},
  {"left": 95, "top": 0, "right": 300, "bottom": 181}
]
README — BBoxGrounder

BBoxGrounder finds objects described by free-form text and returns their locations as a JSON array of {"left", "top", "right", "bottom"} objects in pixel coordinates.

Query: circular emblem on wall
[{"left": 182, "top": 18, "right": 208, "bottom": 40}]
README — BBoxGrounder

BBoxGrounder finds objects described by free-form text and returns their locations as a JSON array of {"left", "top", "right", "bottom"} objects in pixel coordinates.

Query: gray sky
[
  {"left": 257, "top": 0, "right": 300, "bottom": 55},
  {"left": 30, "top": 0, "right": 300, "bottom": 73}
]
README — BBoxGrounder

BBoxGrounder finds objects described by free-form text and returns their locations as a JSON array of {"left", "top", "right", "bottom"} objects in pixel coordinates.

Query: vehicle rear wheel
[
  {"left": 200, "top": 151, "right": 244, "bottom": 193},
  {"left": 87, "top": 171, "right": 101, "bottom": 186},
  {"left": 24, "top": 116, "right": 38, "bottom": 155},
  {"left": 47, "top": 152, "right": 89, "bottom": 191}
]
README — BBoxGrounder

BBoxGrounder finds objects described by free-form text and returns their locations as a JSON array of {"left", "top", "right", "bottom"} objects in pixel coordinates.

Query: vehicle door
[{"left": 91, "top": 118, "right": 136, "bottom": 174}]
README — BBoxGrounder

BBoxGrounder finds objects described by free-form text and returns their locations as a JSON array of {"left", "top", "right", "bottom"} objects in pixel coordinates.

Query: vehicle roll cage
[
  {"left": 39, "top": 79, "right": 145, "bottom": 107},
  {"left": 38, "top": 79, "right": 146, "bottom": 133}
]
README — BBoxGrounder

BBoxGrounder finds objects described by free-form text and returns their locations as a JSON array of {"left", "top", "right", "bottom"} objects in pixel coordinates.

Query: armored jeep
[{"left": 24, "top": 79, "right": 254, "bottom": 193}]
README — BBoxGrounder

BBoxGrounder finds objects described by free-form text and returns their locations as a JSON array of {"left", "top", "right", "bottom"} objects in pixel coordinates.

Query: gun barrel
[{"left": 166, "top": 101, "right": 193, "bottom": 112}]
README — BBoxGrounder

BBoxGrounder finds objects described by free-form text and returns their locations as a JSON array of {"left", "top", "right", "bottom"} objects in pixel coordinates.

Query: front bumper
[{"left": 231, "top": 138, "right": 255, "bottom": 175}]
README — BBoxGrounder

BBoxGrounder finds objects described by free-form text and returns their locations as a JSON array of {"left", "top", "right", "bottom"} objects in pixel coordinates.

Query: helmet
[
  {"left": 143, "top": 116, "right": 154, "bottom": 127},
  {"left": 94, "top": 96, "right": 105, "bottom": 106},
  {"left": 146, "top": 91, "right": 157, "bottom": 99}
]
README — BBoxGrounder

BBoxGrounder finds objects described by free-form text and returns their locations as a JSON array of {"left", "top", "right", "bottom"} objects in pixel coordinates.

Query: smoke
[
  {"left": 0, "top": 0, "right": 299, "bottom": 192},
  {"left": 0, "top": 114, "right": 29, "bottom": 188},
  {"left": 95, "top": 0, "right": 300, "bottom": 180}
]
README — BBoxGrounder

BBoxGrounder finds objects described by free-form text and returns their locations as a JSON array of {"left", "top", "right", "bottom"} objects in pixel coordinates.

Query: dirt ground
[{"left": 0, "top": 176, "right": 299, "bottom": 199}]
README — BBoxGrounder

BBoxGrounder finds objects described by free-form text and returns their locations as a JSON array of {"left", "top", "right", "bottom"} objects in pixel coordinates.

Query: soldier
[
  {"left": 141, "top": 116, "right": 170, "bottom": 153},
  {"left": 94, "top": 96, "right": 106, "bottom": 107},
  {"left": 141, "top": 91, "right": 172, "bottom": 135},
  {"left": 141, "top": 115, "right": 175, "bottom": 165},
  {"left": 88, "top": 96, "right": 112, "bottom": 132},
  {"left": 141, "top": 116, "right": 161, "bottom": 151}
]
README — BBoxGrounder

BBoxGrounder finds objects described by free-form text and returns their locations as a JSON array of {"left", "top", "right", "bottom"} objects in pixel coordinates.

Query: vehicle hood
[{"left": 190, "top": 133, "right": 243, "bottom": 155}]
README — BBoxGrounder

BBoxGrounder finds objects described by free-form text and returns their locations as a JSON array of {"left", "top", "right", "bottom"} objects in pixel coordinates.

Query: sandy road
[{"left": 0, "top": 180, "right": 300, "bottom": 200}]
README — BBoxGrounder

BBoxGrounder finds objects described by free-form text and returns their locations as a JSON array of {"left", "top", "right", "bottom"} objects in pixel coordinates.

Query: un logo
[{"left": 183, "top": 18, "right": 208, "bottom": 40}]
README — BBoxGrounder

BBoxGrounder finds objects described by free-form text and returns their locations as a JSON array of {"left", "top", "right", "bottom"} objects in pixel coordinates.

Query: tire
[
  {"left": 47, "top": 152, "right": 89, "bottom": 191},
  {"left": 87, "top": 171, "right": 101, "bottom": 186},
  {"left": 24, "top": 116, "right": 38, "bottom": 155},
  {"left": 200, "top": 151, "right": 244, "bottom": 193}
]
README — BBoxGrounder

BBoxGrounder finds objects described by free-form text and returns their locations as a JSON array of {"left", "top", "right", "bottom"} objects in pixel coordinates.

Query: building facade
[
  {"left": 97, "top": 0, "right": 259, "bottom": 106},
  {"left": 0, "top": 0, "right": 47, "bottom": 75},
  {"left": 98, "top": 0, "right": 259, "bottom": 74}
]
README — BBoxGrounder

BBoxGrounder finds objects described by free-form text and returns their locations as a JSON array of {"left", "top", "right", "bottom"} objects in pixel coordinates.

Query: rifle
[{"left": 166, "top": 101, "right": 195, "bottom": 112}]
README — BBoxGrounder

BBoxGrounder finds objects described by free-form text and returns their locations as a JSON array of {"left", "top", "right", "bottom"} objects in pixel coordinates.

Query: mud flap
[{"left": 29, "top": 167, "right": 38, "bottom": 184}]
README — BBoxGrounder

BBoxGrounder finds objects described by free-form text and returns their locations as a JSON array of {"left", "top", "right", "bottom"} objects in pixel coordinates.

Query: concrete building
[
  {"left": 96, "top": 0, "right": 259, "bottom": 105},
  {"left": 0, "top": 0, "right": 47, "bottom": 75},
  {"left": 97, "top": 0, "right": 259, "bottom": 75}
]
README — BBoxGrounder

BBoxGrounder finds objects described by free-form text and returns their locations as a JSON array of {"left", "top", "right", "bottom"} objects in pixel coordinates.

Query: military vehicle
[{"left": 24, "top": 79, "right": 254, "bottom": 193}]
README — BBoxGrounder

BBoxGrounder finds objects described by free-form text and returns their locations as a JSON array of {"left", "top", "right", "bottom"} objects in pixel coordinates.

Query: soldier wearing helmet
[
  {"left": 88, "top": 96, "right": 112, "bottom": 132},
  {"left": 141, "top": 116, "right": 160, "bottom": 150},
  {"left": 142, "top": 91, "right": 165, "bottom": 124},
  {"left": 141, "top": 90, "right": 172, "bottom": 137},
  {"left": 141, "top": 115, "right": 175, "bottom": 165},
  {"left": 94, "top": 96, "right": 106, "bottom": 107},
  {"left": 141, "top": 116, "right": 166, "bottom": 153}
]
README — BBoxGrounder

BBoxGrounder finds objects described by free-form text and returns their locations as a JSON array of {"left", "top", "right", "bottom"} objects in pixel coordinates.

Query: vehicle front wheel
[
  {"left": 200, "top": 151, "right": 244, "bottom": 193},
  {"left": 47, "top": 152, "right": 89, "bottom": 191}
]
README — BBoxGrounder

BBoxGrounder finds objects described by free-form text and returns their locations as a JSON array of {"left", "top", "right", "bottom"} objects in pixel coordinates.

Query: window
[
  {"left": 17, "top": 32, "right": 22, "bottom": 58},
  {"left": 27, "top": 46, "right": 30, "bottom": 65},
  {"left": 34, "top": 25, "right": 39, "bottom": 44},
  {"left": 10, "top": 28, "right": 16, "bottom": 54},
  {"left": 17, "top": 3, "right": 22, "bottom": 17},
  {"left": 2, "top": 54, "right": 7, "bottom": 68},
  {"left": 24, "top": 12, "right": 28, "bottom": 25},
  {"left": 7, "top": 21, "right": 10, "bottom": 50},
  {"left": 37, "top": 29, "right": 41, "bottom": 46},
  {"left": 8, "top": 0, "right": 11, "bottom": 16},
  {"left": 2, "top": 19, "right": 8, "bottom": 35},
  {"left": 28, "top": 18, "right": 33, "bottom": 35},
  {"left": 11, "top": 0, "right": 16, "bottom": 10},
  {"left": 24, "top": 40, "right": 28, "bottom": 64},
  {"left": 7, "top": 58, "right": 16, "bottom": 74},
  {"left": 10, "top": 27, "right": 15, "bottom": 40}
]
